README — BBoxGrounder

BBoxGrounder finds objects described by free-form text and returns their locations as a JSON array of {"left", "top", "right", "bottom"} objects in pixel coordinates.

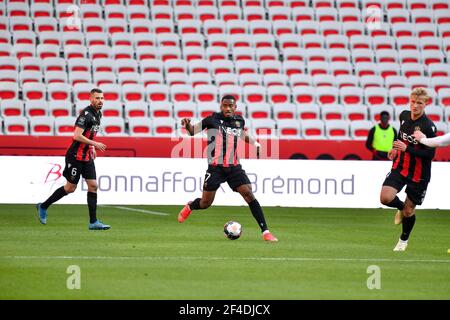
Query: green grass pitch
[{"left": 0, "top": 204, "right": 449, "bottom": 299}]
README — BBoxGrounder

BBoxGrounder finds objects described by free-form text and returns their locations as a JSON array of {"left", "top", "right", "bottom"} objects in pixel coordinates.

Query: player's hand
[
  {"left": 393, "top": 140, "right": 407, "bottom": 152},
  {"left": 181, "top": 118, "right": 191, "bottom": 128},
  {"left": 94, "top": 141, "right": 107, "bottom": 152},
  {"left": 412, "top": 130, "right": 425, "bottom": 142},
  {"left": 388, "top": 149, "right": 397, "bottom": 160}
]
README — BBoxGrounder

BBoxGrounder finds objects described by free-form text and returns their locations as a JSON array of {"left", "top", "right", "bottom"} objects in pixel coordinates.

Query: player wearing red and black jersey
[
  {"left": 177, "top": 95, "right": 278, "bottom": 242},
  {"left": 380, "top": 88, "right": 436, "bottom": 251},
  {"left": 36, "top": 88, "right": 110, "bottom": 230}
]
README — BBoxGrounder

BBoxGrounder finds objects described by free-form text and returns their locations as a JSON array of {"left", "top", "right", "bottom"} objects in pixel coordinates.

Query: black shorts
[
  {"left": 203, "top": 164, "right": 251, "bottom": 192},
  {"left": 63, "top": 156, "right": 96, "bottom": 185},
  {"left": 383, "top": 170, "right": 428, "bottom": 205}
]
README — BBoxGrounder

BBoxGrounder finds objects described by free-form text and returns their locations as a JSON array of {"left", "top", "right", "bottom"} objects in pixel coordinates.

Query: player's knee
[
  {"left": 64, "top": 184, "right": 77, "bottom": 193},
  {"left": 380, "top": 193, "right": 393, "bottom": 205},
  {"left": 403, "top": 207, "right": 415, "bottom": 217},
  {"left": 88, "top": 184, "right": 98, "bottom": 192}
]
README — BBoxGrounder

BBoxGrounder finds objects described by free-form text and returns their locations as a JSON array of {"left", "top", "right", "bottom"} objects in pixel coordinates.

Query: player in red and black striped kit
[
  {"left": 36, "top": 88, "right": 110, "bottom": 230},
  {"left": 379, "top": 88, "right": 436, "bottom": 251},
  {"left": 177, "top": 95, "right": 278, "bottom": 241}
]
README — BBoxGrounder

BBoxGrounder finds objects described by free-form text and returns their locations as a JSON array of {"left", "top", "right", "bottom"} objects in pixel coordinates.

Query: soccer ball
[{"left": 223, "top": 221, "right": 242, "bottom": 240}]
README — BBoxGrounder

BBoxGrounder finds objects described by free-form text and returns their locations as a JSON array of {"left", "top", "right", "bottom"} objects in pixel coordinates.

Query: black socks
[
  {"left": 400, "top": 215, "right": 416, "bottom": 241},
  {"left": 386, "top": 197, "right": 405, "bottom": 211},
  {"left": 248, "top": 199, "right": 268, "bottom": 232},
  {"left": 189, "top": 198, "right": 203, "bottom": 210},
  {"left": 41, "top": 186, "right": 68, "bottom": 209},
  {"left": 87, "top": 192, "right": 97, "bottom": 223}
]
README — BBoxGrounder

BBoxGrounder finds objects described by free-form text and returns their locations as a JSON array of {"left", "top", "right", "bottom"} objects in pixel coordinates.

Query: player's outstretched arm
[
  {"left": 242, "top": 131, "right": 261, "bottom": 149},
  {"left": 73, "top": 126, "right": 106, "bottom": 151},
  {"left": 413, "top": 131, "right": 450, "bottom": 148},
  {"left": 181, "top": 118, "right": 202, "bottom": 136}
]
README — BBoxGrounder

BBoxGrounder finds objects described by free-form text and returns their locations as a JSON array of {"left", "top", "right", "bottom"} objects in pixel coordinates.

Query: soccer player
[
  {"left": 177, "top": 95, "right": 278, "bottom": 242},
  {"left": 413, "top": 131, "right": 450, "bottom": 148},
  {"left": 379, "top": 88, "right": 436, "bottom": 251},
  {"left": 36, "top": 88, "right": 110, "bottom": 230}
]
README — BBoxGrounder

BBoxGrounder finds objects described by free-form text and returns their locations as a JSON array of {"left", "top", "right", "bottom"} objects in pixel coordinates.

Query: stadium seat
[
  {"left": 425, "top": 105, "right": 444, "bottom": 122},
  {"left": 428, "top": 63, "right": 450, "bottom": 77},
  {"left": 121, "top": 84, "right": 145, "bottom": 103},
  {"left": 166, "top": 72, "right": 189, "bottom": 86},
  {"left": 4, "top": 116, "right": 29, "bottom": 135},
  {"left": 171, "top": 84, "right": 194, "bottom": 102},
  {"left": 64, "top": 45, "right": 87, "bottom": 59},
  {"left": 378, "top": 63, "right": 401, "bottom": 79},
  {"left": 128, "top": 117, "right": 152, "bottom": 137},
  {"left": 102, "top": 101, "right": 123, "bottom": 117},
  {"left": 365, "top": 87, "right": 388, "bottom": 105},
  {"left": 239, "top": 73, "right": 262, "bottom": 87},
  {"left": 212, "top": 60, "right": 234, "bottom": 74},
  {"left": 124, "top": 101, "right": 149, "bottom": 118},
  {"left": 397, "top": 37, "right": 419, "bottom": 51},
  {"left": 273, "top": 103, "right": 297, "bottom": 119},
  {"left": 140, "top": 59, "right": 163, "bottom": 74},
  {"left": 401, "top": 63, "right": 425, "bottom": 78},
  {"left": 316, "top": 86, "right": 339, "bottom": 105},
  {"left": 307, "top": 61, "right": 329, "bottom": 76},
  {"left": 313, "top": 74, "right": 336, "bottom": 87},
  {"left": 296, "top": 103, "right": 320, "bottom": 119},
  {"left": 0, "top": 70, "right": 18, "bottom": 83},
  {"left": 73, "top": 83, "right": 95, "bottom": 102},
  {"left": 30, "top": 116, "right": 54, "bottom": 136},
  {"left": 350, "top": 120, "right": 373, "bottom": 140},
  {"left": 86, "top": 32, "right": 109, "bottom": 46},
  {"left": 69, "top": 71, "right": 93, "bottom": 85},
  {"left": 289, "top": 74, "right": 313, "bottom": 88},
  {"left": 129, "top": 19, "right": 153, "bottom": 33},
  {"left": 49, "top": 101, "right": 73, "bottom": 117},
  {"left": 445, "top": 105, "right": 450, "bottom": 121},
  {"left": 398, "top": 50, "right": 421, "bottom": 64},
  {"left": 13, "top": 43, "right": 36, "bottom": 59},
  {"left": 360, "top": 75, "right": 384, "bottom": 88},
  {"left": 301, "top": 119, "right": 326, "bottom": 139},
  {"left": 1, "top": 100, "right": 24, "bottom": 117},
  {"left": 335, "top": 74, "right": 358, "bottom": 88},
  {"left": 345, "top": 104, "right": 368, "bottom": 121},
  {"left": 159, "top": 46, "right": 182, "bottom": 61},
  {"left": 325, "top": 119, "right": 350, "bottom": 139},
  {"left": 247, "top": 102, "right": 271, "bottom": 120},
  {"left": 189, "top": 73, "right": 212, "bottom": 86},
  {"left": 54, "top": 116, "right": 76, "bottom": 136},
  {"left": 249, "top": 118, "right": 275, "bottom": 137},
  {"left": 385, "top": 76, "right": 408, "bottom": 89},
  {"left": 149, "top": 101, "right": 173, "bottom": 118},
  {"left": 98, "top": 83, "right": 122, "bottom": 102},
  {"left": 438, "top": 88, "right": 450, "bottom": 107},
  {"left": 421, "top": 50, "right": 444, "bottom": 65},
  {"left": 101, "top": 117, "right": 127, "bottom": 136},
  {"left": 13, "top": 31, "right": 36, "bottom": 46},
  {"left": 146, "top": 84, "right": 170, "bottom": 103},
  {"left": 10, "top": 17, "right": 33, "bottom": 32},
  {"left": 118, "top": 72, "right": 140, "bottom": 86},
  {"left": 215, "top": 73, "right": 239, "bottom": 86},
  {"left": 431, "top": 77, "right": 450, "bottom": 93},
  {"left": 48, "top": 83, "right": 71, "bottom": 101},
  {"left": 267, "top": 85, "right": 291, "bottom": 104},
  {"left": 232, "top": 47, "right": 255, "bottom": 61},
  {"left": 44, "top": 71, "right": 68, "bottom": 84},
  {"left": 194, "top": 84, "right": 218, "bottom": 103},
  {"left": 277, "top": 119, "right": 301, "bottom": 137},
  {"left": 152, "top": 117, "right": 176, "bottom": 136},
  {"left": 389, "top": 87, "right": 411, "bottom": 106},
  {"left": 292, "top": 6, "right": 314, "bottom": 21},
  {"left": 321, "top": 104, "right": 345, "bottom": 120},
  {"left": 355, "top": 62, "right": 378, "bottom": 77},
  {"left": 249, "top": 20, "right": 272, "bottom": 35},
  {"left": 292, "top": 86, "right": 316, "bottom": 104},
  {"left": 68, "top": 58, "right": 91, "bottom": 73},
  {"left": 340, "top": 87, "right": 363, "bottom": 105},
  {"left": 22, "top": 82, "right": 46, "bottom": 101}
]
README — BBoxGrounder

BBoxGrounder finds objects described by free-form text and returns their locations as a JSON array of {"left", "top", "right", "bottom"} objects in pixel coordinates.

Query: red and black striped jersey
[
  {"left": 201, "top": 112, "right": 245, "bottom": 167},
  {"left": 66, "top": 105, "right": 102, "bottom": 162},
  {"left": 392, "top": 110, "right": 436, "bottom": 183}
]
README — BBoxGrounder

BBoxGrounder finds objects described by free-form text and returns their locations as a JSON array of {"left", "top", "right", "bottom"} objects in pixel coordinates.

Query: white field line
[
  {"left": 1, "top": 256, "right": 449, "bottom": 264},
  {"left": 100, "top": 205, "right": 170, "bottom": 216}
]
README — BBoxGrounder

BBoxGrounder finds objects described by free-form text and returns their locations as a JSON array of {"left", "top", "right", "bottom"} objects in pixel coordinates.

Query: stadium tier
[{"left": 0, "top": 0, "right": 449, "bottom": 139}]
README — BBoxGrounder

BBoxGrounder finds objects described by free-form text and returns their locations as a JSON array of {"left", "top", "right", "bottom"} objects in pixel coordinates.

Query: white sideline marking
[
  {"left": 2, "top": 256, "right": 450, "bottom": 264},
  {"left": 101, "top": 205, "right": 169, "bottom": 216}
]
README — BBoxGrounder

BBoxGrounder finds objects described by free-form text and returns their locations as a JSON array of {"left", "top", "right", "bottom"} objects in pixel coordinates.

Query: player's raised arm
[{"left": 181, "top": 118, "right": 202, "bottom": 136}]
